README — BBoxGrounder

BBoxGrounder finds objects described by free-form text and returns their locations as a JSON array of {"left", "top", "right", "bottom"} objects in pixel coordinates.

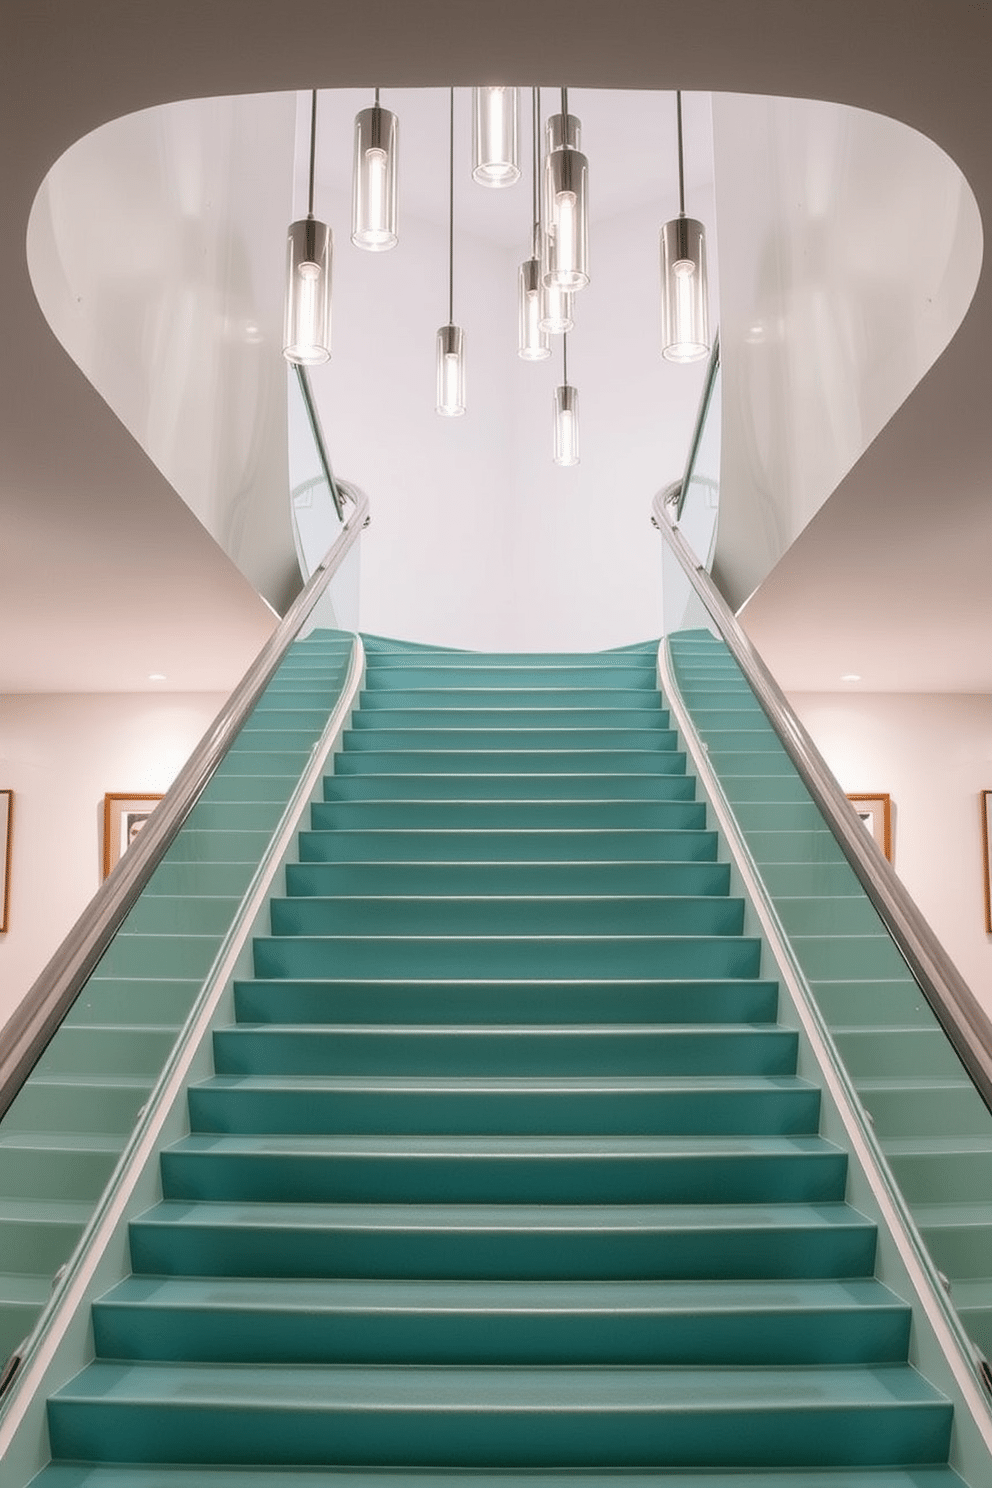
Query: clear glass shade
[
  {"left": 660, "top": 216, "right": 710, "bottom": 362},
  {"left": 283, "top": 217, "right": 332, "bottom": 364},
  {"left": 352, "top": 105, "right": 398, "bottom": 250},
  {"left": 436, "top": 324, "right": 466, "bottom": 416},
  {"left": 540, "top": 278, "right": 573, "bottom": 334},
  {"left": 472, "top": 86, "right": 520, "bottom": 187},
  {"left": 554, "top": 383, "right": 579, "bottom": 466},
  {"left": 518, "top": 259, "right": 550, "bottom": 360},
  {"left": 544, "top": 145, "right": 589, "bottom": 291}
]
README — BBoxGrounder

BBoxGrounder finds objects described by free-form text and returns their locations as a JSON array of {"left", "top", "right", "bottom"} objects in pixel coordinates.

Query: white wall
[
  {"left": 27, "top": 93, "right": 301, "bottom": 614},
  {"left": 788, "top": 690, "right": 992, "bottom": 1005},
  {"left": 712, "top": 93, "right": 982, "bottom": 610},
  {"left": 0, "top": 692, "right": 226, "bottom": 1020}
]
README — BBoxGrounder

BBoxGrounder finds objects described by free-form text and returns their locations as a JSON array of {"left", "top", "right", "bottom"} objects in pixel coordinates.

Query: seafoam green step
[
  {"left": 232, "top": 977, "right": 781, "bottom": 1027},
  {"left": 297, "top": 828, "right": 720, "bottom": 863},
  {"left": 47, "top": 1359, "right": 950, "bottom": 1469},
  {"left": 251, "top": 932, "right": 762, "bottom": 980},
  {"left": 158, "top": 1132, "right": 847, "bottom": 1205},
  {"left": 284, "top": 859, "right": 732, "bottom": 898},
  {"left": 91, "top": 1275, "right": 908, "bottom": 1366},
  {"left": 268, "top": 894, "right": 745, "bottom": 938},
  {"left": 322, "top": 773, "right": 695, "bottom": 801},
  {"left": 187, "top": 1072, "right": 821, "bottom": 1136},
  {"left": 25, "top": 1468, "right": 973, "bottom": 1488},
  {"left": 126, "top": 1197, "right": 880, "bottom": 1281}
]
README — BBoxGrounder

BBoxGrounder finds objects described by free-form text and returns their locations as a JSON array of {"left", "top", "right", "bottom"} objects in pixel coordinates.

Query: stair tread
[
  {"left": 54, "top": 1359, "right": 945, "bottom": 1410},
  {"left": 168, "top": 1132, "right": 839, "bottom": 1157},
  {"left": 137, "top": 1198, "right": 870, "bottom": 1230},
  {"left": 197, "top": 1073, "right": 813, "bottom": 1093},
  {"left": 100, "top": 1275, "right": 903, "bottom": 1312},
  {"left": 28, "top": 1469, "right": 971, "bottom": 1487}
]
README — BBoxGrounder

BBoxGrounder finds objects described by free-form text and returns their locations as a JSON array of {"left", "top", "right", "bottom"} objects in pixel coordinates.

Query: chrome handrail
[
  {"left": 655, "top": 491, "right": 992, "bottom": 1111},
  {"left": 0, "top": 406, "right": 368, "bottom": 1123}
]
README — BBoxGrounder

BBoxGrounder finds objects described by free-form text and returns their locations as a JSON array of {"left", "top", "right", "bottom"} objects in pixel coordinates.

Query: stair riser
[
  {"left": 187, "top": 1086, "right": 821, "bottom": 1137},
  {"left": 232, "top": 979, "right": 781, "bottom": 1027},
  {"left": 127, "top": 1210, "right": 879, "bottom": 1281},
  {"left": 213, "top": 1028, "right": 795, "bottom": 1077},
  {"left": 251, "top": 935, "right": 762, "bottom": 980},
  {"left": 284, "top": 861, "right": 733, "bottom": 898},
  {"left": 356, "top": 689, "right": 660, "bottom": 709},
  {"left": 297, "top": 829, "right": 720, "bottom": 864},
  {"left": 335, "top": 751, "right": 683, "bottom": 774},
  {"left": 322, "top": 775, "right": 696, "bottom": 802},
  {"left": 92, "top": 1299, "right": 909, "bottom": 1367},
  {"left": 343, "top": 729, "right": 679, "bottom": 751},
  {"left": 47, "top": 1394, "right": 950, "bottom": 1469},
  {"left": 362, "top": 668, "right": 658, "bottom": 689},
  {"left": 309, "top": 801, "right": 707, "bottom": 830},
  {"left": 350, "top": 709, "right": 671, "bottom": 728},
  {"left": 267, "top": 898, "right": 745, "bottom": 938},
  {"left": 159, "top": 1150, "right": 848, "bottom": 1205}
]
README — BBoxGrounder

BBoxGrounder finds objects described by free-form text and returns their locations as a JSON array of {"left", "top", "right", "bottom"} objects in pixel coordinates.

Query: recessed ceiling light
[
  {"left": 841, "top": 673, "right": 861, "bottom": 682},
  {"left": 148, "top": 672, "right": 166, "bottom": 681}
]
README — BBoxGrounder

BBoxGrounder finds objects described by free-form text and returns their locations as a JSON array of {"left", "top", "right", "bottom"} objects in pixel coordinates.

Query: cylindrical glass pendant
[
  {"left": 472, "top": 87, "right": 520, "bottom": 187},
  {"left": 539, "top": 276, "right": 573, "bottom": 334},
  {"left": 436, "top": 324, "right": 466, "bottom": 416},
  {"left": 544, "top": 146, "right": 589, "bottom": 291},
  {"left": 352, "top": 105, "right": 399, "bottom": 250},
  {"left": 283, "top": 217, "right": 332, "bottom": 364},
  {"left": 518, "top": 258, "right": 551, "bottom": 360},
  {"left": 660, "top": 216, "right": 710, "bottom": 362},
  {"left": 553, "top": 384, "right": 579, "bottom": 466}
]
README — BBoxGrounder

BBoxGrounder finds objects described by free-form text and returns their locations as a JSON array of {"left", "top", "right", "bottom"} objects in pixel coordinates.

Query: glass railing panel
[
  {"left": 288, "top": 366, "right": 362, "bottom": 635},
  {"left": 676, "top": 350, "right": 721, "bottom": 571}
]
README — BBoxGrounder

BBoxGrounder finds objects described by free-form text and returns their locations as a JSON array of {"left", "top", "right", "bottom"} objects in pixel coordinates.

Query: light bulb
[
  {"left": 554, "top": 384, "right": 579, "bottom": 466},
  {"left": 283, "top": 219, "right": 331, "bottom": 364},
  {"left": 473, "top": 86, "right": 520, "bottom": 187},
  {"left": 518, "top": 259, "right": 550, "bottom": 360},
  {"left": 436, "top": 324, "right": 466, "bottom": 416},
  {"left": 352, "top": 106, "right": 398, "bottom": 250}
]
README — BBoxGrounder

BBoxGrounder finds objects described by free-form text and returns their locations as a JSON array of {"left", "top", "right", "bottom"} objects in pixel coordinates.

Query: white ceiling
[{"left": 1, "top": 2, "right": 990, "bottom": 697}]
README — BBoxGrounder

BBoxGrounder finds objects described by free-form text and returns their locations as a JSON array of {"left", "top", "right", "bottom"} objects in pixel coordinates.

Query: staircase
[{"left": 30, "top": 639, "right": 968, "bottom": 1484}]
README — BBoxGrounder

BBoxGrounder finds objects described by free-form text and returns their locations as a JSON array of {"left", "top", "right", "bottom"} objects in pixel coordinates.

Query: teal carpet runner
[{"left": 34, "top": 639, "right": 965, "bottom": 1484}]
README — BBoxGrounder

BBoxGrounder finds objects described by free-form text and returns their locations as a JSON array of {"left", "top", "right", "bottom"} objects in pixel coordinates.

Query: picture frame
[
  {"left": 103, "top": 792, "right": 163, "bottom": 878},
  {"left": 0, "top": 790, "right": 11, "bottom": 932},
  {"left": 848, "top": 793, "right": 893, "bottom": 862},
  {"left": 982, "top": 791, "right": 992, "bottom": 934}
]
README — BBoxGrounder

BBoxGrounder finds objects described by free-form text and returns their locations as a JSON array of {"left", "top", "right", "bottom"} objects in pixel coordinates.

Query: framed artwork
[
  {"left": 0, "top": 790, "right": 11, "bottom": 932},
  {"left": 848, "top": 793, "right": 893, "bottom": 862},
  {"left": 982, "top": 791, "right": 992, "bottom": 934},
  {"left": 103, "top": 792, "right": 163, "bottom": 878}
]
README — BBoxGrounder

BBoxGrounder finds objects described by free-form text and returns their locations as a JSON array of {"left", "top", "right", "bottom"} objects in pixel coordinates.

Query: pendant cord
[
  {"left": 532, "top": 87, "right": 541, "bottom": 257},
  {"left": 374, "top": 87, "right": 380, "bottom": 107},
  {"left": 563, "top": 329, "right": 568, "bottom": 387},
  {"left": 676, "top": 90, "right": 686, "bottom": 217},
  {"left": 448, "top": 85, "right": 455, "bottom": 326},
  {"left": 561, "top": 86, "right": 568, "bottom": 121},
  {"left": 307, "top": 89, "right": 317, "bottom": 218}
]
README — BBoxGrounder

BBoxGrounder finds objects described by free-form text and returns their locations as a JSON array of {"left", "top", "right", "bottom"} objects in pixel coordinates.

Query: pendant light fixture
[
  {"left": 352, "top": 88, "right": 398, "bottom": 251},
  {"left": 472, "top": 86, "right": 520, "bottom": 187},
  {"left": 660, "top": 91, "right": 710, "bottom": 363},
  {"left": 436, "top": 88, "right": 466, "bottom": 416},
  {"left": 518, "top": 88, "right": 550, "bottom": 361},
  {"left": 283, "top": 90, "right": 331, "bottom": 365},
  {"left": 537, "top": 89, "right": 573, "bottom": 334},
  {"left": 544, "top": 88, "right": 589, "bottom": 293},
  {"left": 553, "top": 333, "right": 579, "bottom": 466}
]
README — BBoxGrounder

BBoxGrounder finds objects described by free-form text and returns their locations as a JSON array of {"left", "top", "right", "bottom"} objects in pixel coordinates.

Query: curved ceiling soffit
[
  {"left": 708, "top": 92, "right": 982, "bottom": 611},
  {"left": 23, "top": 86, "right": 983, "bottom": 628}
]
